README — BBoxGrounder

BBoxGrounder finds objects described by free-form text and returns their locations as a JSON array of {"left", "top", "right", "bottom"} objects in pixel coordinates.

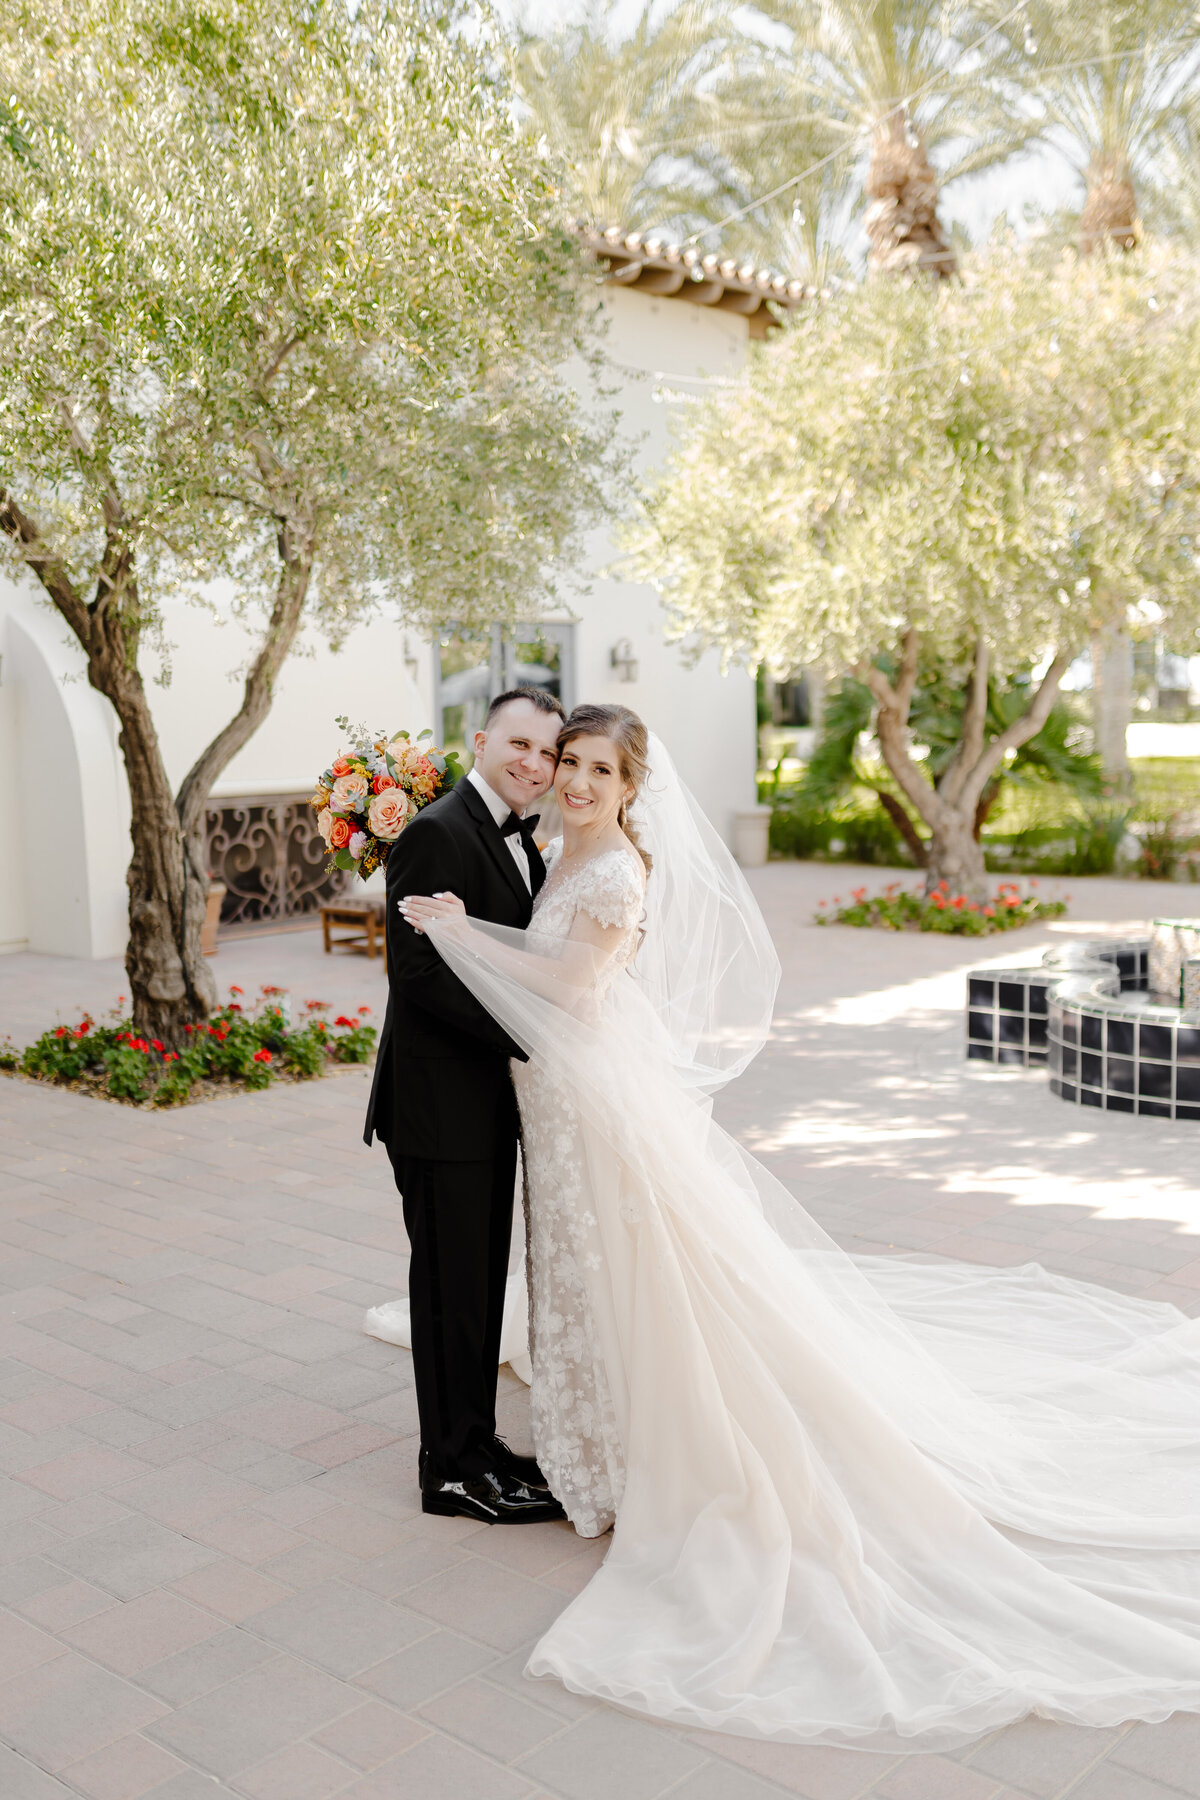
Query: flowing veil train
[{"left": 374, "top": 736, "right": 1200, "bottom": 1751}]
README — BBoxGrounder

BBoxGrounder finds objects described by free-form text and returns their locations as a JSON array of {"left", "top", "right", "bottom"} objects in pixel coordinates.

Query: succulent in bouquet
[{"left": 313, "top": 717, "right": 461, "bottom": 879}]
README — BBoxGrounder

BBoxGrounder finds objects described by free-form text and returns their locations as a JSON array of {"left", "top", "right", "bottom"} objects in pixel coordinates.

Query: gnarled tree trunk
[
  {"left": 1, "top": 482, "right": 314, "bottom": 1046},
  {"left": 85, "top": 578, "right": 218, "bottom": 1041},
  {"left": 856, "top": 631, "right": 1072, "bottom": 900}
]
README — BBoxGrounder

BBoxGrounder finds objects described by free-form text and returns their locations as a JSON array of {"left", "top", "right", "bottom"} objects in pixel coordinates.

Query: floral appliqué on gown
[{"left": 514, "top": 842, "right": 645, "bottom": 1537}]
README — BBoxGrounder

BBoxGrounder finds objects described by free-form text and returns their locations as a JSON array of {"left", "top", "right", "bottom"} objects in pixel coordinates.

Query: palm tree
[
  {"left": 981, "top": 0, "right": 1200, "bottom": 253},
  {"left": 510, "top": 1, "right": 739, "bottom": 237},
  {"left": 679, "top": 71, "right": 864, "bottom": 284},
  {"left": 732, "top": 0, "right": 1031, "bottom": 279},
  {"left": 510, "top": 1, "right": 859, "bottom": 285},
  {"left": 979, "top": 1, "right": 1200, "bottom": 786}
]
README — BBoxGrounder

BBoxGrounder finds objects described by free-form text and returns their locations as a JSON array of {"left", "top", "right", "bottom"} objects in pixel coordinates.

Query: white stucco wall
[
  {"left": 141, "top": 596, "right": 433, "bottom": 799},
  {"left": 559, "top": 286, "right": 758, "bottom": 839},
  {"left": 0, "top": 280, "right": 758, "bottom": 958}
]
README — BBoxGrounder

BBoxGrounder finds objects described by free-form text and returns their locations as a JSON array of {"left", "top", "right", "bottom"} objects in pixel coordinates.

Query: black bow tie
[{"left": 500, "top": 811, "right": 540, "bottom": 851}]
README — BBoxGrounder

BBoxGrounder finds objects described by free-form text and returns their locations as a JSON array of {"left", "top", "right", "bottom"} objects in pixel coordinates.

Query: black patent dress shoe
[
  {"left": 418, "top": 1437, "right": 550, "bottom": 1491},
  {"left": 421, "top": 1463, "right": 566, "bottom": 1524},
  {"left": 491, "top": 1434, "right": 549, "bottom": 1489}
]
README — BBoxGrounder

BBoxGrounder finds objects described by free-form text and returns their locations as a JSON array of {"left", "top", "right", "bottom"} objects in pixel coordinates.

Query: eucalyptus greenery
[
  {"left": 629, "top": 244, "right": 1200, "bottom": 894},
  {"left": 0, "top": 0, "right": 616, "bottom": 1041}
]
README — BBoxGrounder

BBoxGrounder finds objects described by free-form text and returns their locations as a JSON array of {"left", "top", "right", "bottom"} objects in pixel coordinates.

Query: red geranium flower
[
  {"left": 252, "top": 1048, "right": 272, "bottom": 1064},
  {"left": 229, "top": 985, "right": 244, "bottom": 996},
  {"left": 357, "top": 1005, "right": 371, "bottom": 1014},
  {"left": 152, "top": 1039, "right": 164, "bottom": 1052},
  {"left": 334, "top": 1015, "right": 356, "bottom": 1029}
]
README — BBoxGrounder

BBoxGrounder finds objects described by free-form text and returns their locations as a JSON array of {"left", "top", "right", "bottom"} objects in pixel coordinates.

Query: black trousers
[{"left": 388, "top": 1140, "right": 518, "bottom": 1480}]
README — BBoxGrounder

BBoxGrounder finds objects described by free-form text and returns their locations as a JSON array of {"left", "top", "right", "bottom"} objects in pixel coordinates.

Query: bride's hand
[{"left": 398, "top": 891, "right": 467, "bottom": 936}]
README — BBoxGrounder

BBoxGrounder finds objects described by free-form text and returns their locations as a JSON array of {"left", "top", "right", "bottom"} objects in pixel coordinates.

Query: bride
[{"left": 390, "top": 701, "right": 1200, "bottom": 1753}]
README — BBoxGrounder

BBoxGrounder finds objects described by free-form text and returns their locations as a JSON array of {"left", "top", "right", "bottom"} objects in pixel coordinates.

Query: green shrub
[{"left": 769, "top": 787, "right": 913, "bottom": 866}]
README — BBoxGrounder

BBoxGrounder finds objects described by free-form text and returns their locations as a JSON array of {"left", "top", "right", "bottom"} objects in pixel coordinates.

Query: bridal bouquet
[{"left": 312, "top": 717, "right": 461, "bottom": 880}]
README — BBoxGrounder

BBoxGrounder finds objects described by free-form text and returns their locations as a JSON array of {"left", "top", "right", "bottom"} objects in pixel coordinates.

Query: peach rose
[
  {"left": 316, "top": 806, "right": 335, "bottom": 847},
  {"left": 330, "top": 772, "right": 368, "bottom": 811},
  {"left": 368, "top": 790, "right": 408, "bottom": 840},
  {"left": 373, "top": 771, "right": 398, "bottom": 794},
  {"left": 329, "top": 817, "right": 352, "bottom": 851}
]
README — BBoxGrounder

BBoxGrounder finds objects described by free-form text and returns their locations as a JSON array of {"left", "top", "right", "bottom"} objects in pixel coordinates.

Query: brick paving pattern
[{"left": 0, "top": 866, "right": 1197, "bottom": 1799}]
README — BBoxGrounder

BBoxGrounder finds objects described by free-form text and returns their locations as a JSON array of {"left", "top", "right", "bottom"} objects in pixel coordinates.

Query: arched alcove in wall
[{"left": 0, "top": 583, "right": 131, "bottom": 958}]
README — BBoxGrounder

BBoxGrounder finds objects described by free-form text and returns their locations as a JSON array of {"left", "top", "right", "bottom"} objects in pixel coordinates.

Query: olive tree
[
  {"left": 630, "top": 243, "right": 1200, "bottom": 895},
  {"left": 0, "top": 0, "right": 613, "bottom": 1041}
]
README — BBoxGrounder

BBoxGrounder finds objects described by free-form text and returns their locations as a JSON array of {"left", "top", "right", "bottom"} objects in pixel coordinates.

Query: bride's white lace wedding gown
[
  {"left": 513, "top": 840, "right": 645, "bottom": 1539},
  {"left": 417, "top": 754, "right": 1200, "bottom": 1754}
]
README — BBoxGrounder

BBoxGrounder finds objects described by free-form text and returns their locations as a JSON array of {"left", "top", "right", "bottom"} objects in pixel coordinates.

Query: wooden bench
[{"left": 320, "top": 894, "right": 388, "bottom": 966}]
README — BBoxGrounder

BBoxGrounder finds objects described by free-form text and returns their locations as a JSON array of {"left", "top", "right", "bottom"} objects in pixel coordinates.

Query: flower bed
[
  {"left": 816, "top": 880, "right": 1069, "bottom": 935},
  {"left": 0, "top": 987, "right": 376, "bottom": 1107}
]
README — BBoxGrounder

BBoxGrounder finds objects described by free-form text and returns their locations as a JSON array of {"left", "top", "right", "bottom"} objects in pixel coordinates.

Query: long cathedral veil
[
  {"left": 627, "top": 733, "right": 780, "bottom": 1092},
  {"left": 372, "top": 734, "right": 1200, "bottom": 1750}
]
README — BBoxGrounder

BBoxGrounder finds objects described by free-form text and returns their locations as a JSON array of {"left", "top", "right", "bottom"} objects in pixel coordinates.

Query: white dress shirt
[{"left": 467, "top": 767, "right": 531, "bottom": 892}]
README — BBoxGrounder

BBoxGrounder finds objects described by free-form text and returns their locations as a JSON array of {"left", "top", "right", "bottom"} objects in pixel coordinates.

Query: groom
[{"left": 364, "top": 688, "right": 567, "bottom": 1524}]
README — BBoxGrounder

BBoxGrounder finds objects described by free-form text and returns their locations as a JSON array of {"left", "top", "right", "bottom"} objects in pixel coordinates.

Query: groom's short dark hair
[{"left": 484, "top": 686, "right": 566, "bottom": 728}]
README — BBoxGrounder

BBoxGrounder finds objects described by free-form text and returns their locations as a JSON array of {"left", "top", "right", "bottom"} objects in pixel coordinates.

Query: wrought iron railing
[{"left": 205, "top": 792, "right": 348, "bottom": 930}]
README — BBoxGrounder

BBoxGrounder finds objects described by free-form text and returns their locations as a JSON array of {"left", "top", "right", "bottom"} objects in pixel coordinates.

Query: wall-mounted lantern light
[{"left": 610, "top": 637, "right": 638, "bottom": 683}]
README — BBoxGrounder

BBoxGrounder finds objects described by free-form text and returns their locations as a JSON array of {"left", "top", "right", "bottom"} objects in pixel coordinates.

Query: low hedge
[{"left": 816, "top": 880, "right": 1069, "bottom": 935}]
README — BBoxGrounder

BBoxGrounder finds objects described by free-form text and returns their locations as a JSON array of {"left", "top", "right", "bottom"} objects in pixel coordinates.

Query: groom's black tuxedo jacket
[{"left": 363, "top": 778, "right": 544, "bottom": 1162}]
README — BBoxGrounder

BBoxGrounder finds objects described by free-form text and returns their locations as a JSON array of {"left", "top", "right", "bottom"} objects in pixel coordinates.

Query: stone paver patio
[{"left": 0, "top": 864, "right": 1199, "bottom": 1800}]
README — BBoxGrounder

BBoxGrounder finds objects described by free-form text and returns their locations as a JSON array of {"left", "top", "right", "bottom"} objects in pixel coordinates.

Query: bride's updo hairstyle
[{"left": 556, "top": 704, "right": 653, "bottom": 875}]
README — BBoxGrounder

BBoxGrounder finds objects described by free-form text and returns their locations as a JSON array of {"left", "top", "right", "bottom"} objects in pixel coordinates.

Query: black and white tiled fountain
[{"left": 967, "top": 920, "right": 1200, "bottom": 1122}]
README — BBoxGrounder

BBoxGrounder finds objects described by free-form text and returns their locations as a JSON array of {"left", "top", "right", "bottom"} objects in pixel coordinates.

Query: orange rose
[
  {"left": 373, "top": 771, "right": 398, "bottom": 794},
  {"left": 331, "top": 757, "right": 352, "bottom": 777},
  {"left": 329, "top": 817, "right": 352, "bottom": 850}
]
